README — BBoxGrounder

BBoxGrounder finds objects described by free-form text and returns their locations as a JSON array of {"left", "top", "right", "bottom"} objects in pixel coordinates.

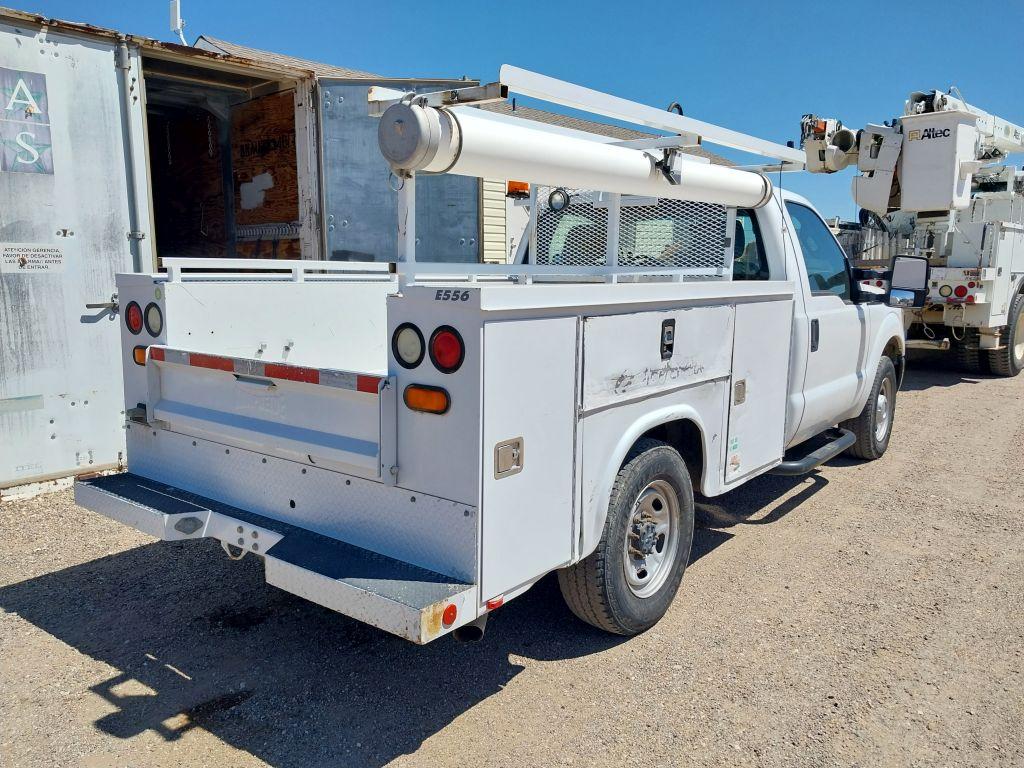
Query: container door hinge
[{"left": 127, "top": 231, "right": 146, "bottom": 240}]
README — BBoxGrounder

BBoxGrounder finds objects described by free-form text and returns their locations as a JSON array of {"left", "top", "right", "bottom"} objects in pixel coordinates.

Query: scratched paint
[
  {"left": 582, "top": 305, "right": 735, "bottom": 411},
  {"left": 611, "top": 358, "right": 707, "bottom": 395}
]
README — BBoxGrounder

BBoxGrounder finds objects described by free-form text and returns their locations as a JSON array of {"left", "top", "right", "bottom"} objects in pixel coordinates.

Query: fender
[
  {"left": 1014, "top": 273, "right": 1024, "bottom": 298},
  {"left": 577, "top": 402, "right": 712, "bottom": 563},
  {"left": 843, "top": 307, "right": 906, "bottom": 421}
]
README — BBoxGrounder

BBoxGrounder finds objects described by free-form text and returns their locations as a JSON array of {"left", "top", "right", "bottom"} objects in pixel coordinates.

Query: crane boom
[{"left": 801, "top": 87, "right": 1024, "bottom": 216}]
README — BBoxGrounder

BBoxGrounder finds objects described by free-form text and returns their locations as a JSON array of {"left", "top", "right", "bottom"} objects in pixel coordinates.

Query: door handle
[
  {"left": 810, "top": 319, "right": 820, "bottom": 352},
  {"left": 86, "top": 293, "right": 119, "bottom": 312}
]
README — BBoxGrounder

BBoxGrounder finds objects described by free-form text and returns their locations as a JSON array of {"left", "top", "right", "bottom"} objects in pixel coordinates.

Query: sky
[{"left": 19, "top": 0, "right": 1024, "bottom": 218}]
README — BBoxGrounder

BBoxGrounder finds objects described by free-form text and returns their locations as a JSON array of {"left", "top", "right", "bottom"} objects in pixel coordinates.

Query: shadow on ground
[
  {"left": 0, "top": 459, "right": 830, "bottom": 765},
  {"left": 898, "top": 349, "right": 997, "bottom": 392}
]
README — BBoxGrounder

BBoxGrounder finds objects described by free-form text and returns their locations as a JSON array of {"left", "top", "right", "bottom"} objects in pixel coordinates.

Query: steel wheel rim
[
  {"left": 623, "top": 479, "right": 679, "bottom": 598},
  {"left": 1014, "top": 310, "right": 1024, "bottom": 364},
  {"left": 874, "top": 376, "right": 893, "bottom": 442}
]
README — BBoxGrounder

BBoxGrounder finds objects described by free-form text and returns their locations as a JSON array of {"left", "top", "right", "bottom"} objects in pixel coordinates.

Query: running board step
[
  {"left": 769, "top": 428, "right": 856, "bottom": 476},
  {"left": 75, "top": 473, "right": 475, "bottom": 643}
]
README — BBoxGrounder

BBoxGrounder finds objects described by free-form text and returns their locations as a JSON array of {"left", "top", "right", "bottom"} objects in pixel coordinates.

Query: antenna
[{"left": 169, "top": 0, "right": 187, "bottom": 45}]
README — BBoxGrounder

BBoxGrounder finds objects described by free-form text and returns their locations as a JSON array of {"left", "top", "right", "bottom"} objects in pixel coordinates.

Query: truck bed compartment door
[
  {"left": 480, "top": 317, "right": 578, "bottom": 601},
  {"left": 724, "top": 300, "right": 794, "bottom": 484}
]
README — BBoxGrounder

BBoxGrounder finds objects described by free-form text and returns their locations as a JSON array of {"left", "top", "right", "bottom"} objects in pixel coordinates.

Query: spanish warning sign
[{"left": 0, "top": 243, "right": 64, "bottom": 274}]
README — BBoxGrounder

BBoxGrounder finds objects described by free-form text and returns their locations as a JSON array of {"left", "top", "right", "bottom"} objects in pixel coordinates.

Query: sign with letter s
[{"left": 0, "top": 67, "right": 53, "bottom": 174}]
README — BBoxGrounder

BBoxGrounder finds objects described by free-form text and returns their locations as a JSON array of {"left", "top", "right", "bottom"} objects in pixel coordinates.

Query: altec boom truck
[
  {"left": 801, "top": 89, "right": 1024, "bottom": 375},
  {"left": 75, "top": 67, "right": 929, "bottom": 643}
]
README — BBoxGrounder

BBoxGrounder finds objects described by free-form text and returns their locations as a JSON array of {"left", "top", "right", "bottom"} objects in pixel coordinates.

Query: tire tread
[
  {"left": 841, "top": 356, "right": 896, "bottom": 461},
  {"left": 557, "top": 438, "right": 671, "bottom": 635},
  {"left": 987, "top": 293, "right": 1024, "bottom": 377}
]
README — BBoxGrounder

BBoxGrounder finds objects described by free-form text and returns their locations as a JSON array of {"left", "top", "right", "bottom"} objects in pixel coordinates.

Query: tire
[
  {"left": 952, "top": 337, "right": 985, "bottom": 373},
  {"left": 987, "top": 292, "right": 1024, "bottom": 377},
  {"left": 557, "top": 438, "right": 694, "bottom": 636},
  {"left": 841, "top": 356, "right": 897, "bottom": 461}
]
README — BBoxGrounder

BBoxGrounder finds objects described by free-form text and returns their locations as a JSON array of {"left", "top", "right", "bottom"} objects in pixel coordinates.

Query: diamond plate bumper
[{"left": 75, "top": 474, "right": 477, "bottom": 644}]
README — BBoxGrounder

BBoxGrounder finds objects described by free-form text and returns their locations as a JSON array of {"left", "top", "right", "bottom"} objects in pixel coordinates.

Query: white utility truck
[
  {"left": 75, "top": 68, "right": 929, "bottom": 644},
  {"left": 801, "top": 89, "right": 1024, "bottom": 375}
]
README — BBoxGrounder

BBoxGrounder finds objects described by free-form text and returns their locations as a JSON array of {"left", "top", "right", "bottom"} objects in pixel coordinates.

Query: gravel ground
[{"left": 1, "top": 352, "right": 1022, "bottom": 768}]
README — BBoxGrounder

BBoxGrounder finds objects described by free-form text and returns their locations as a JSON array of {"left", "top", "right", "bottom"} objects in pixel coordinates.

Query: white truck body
[
  {"left": 76, "top": 70, "right": 911, "bottom": 643},
  {"left": 802, "top": 90, "right": 1024, "bottom": 373}
]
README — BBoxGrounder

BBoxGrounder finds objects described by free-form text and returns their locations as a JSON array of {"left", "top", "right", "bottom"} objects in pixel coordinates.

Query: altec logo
[{"left": 908, "top": 127, "right": 951, "bottom": 141}]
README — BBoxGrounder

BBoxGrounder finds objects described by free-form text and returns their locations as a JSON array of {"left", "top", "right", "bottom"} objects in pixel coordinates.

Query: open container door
[
  {"left": 0, "top": 16, "right": 148, "bottom": 489},
  {"left": 318, "top": 79, "right": 482, "bottom": 262}
]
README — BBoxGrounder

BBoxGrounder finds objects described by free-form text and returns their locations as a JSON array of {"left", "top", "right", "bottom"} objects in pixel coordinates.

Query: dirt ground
[{"left": 1, "top": 352, "right": 1022, "bottom": 768}]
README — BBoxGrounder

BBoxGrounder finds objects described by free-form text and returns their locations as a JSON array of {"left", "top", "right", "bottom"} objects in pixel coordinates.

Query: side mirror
[{"left": 886, "top": 255, "right": 930, "bottom": 309}]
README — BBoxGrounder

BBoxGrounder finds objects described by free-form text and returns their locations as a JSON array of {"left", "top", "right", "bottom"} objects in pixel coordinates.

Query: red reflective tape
[
  {"left": 356, "top": 375, "right": 381, "bottom": 394},
  {"left": 265, "top": 363, "right": 320, "bottom": 384},
  {"left": 149, "top": 347, "right": 165, "bottom": 362},
  {"left": 190, "top": 352, "right": 234, "bottom": 372}
]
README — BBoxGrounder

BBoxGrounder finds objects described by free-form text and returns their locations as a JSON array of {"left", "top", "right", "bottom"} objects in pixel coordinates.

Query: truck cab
[{"left": 771, "top": 192, "right": 905, "bottom": 449}]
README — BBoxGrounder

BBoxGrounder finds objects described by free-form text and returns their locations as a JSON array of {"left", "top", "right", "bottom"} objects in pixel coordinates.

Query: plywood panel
[
  {"left": 231, "top": 90, "right": 299, "bottom": 227},
  {"left": 235, "top": 239, "right": 301, "bottom": 259}
]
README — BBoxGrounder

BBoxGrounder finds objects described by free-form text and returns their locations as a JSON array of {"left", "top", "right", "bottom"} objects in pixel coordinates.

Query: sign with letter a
[{"left": 0, "top": 67, "right": 53, "bottom": 174}]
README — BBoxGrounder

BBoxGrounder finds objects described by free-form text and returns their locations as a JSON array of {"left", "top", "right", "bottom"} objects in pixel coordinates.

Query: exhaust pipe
[{"left": 452, "top": 615, "right": 487, "bottom": 643}]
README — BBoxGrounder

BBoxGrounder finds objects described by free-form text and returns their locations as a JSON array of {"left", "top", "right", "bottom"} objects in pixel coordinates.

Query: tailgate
[{"left": 142, "top": 346, "right": 395, "bottom": 480}]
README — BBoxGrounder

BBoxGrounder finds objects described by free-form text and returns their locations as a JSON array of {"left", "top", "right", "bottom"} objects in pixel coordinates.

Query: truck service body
[
  {"left": 76, "top": 68, "right": 922, "bottom": 643},
  {"left": 801, "top": 89, "right": 1024, "bottom": 375}
]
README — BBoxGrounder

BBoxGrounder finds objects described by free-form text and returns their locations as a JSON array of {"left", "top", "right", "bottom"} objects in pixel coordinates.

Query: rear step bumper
[
  {"left": 769, "top": 428, "right": 856, "bottom": 476},
  {"left": 75, "top": 473, "right": 476, "bottom": 644}
]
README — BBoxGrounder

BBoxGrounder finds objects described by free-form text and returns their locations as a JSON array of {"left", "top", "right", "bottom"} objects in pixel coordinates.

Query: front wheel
[
  {"left": 841, "top": 356, "right": 897, "bottom": 460},
  {"left": 557, "top": 438, "right": 694, "bottom": 636}
]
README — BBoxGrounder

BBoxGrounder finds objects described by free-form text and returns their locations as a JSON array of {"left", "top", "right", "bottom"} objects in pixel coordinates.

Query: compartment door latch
[
  {"left": 494, "top": 437, "right": 524, "bottom": 479},
  {"left": 661, "top": 319, "right": 676, "bottom": 360}
]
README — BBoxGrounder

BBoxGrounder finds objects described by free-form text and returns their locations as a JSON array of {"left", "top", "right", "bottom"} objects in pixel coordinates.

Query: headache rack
[
  {"left": 386, "top": 174, "right": 739, "bottom": 287},
  {"left": 366, "top": 65, "right": 805, "bottom": 287}
]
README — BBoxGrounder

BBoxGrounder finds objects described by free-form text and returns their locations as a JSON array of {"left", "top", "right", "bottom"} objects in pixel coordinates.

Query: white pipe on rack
[{"left": 378, "top": 103, "right": 773, "bottom": 209}]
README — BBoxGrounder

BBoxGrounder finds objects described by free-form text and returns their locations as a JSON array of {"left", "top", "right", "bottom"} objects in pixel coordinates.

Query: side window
[
  {"left": 785, "top": 202, "right": 851, "bottom": 300},
  {"left": 732, "top": 209, "right": 769, "bottom": 281}
]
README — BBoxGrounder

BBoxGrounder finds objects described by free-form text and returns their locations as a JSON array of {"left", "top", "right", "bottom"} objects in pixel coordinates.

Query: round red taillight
[
  {"left": 967, "top": 281, "right": 976, "bottom": 289},
  {"left": 125, "top": 301, "right": 143, "bottom": 335},
  {"left": 953, "top": 285, "right": 969, "bottom": 298},
  {"left": 966, "top": 295, "right": 976, "bottom": 304},
  {"left": 442, "top": 603, "right": 457, "bottom": 626},
  {"left": 875, "top": 280, "right": 884, "bottom": 287},
  {"left": 429, "top": 326, "right": 464, "bottom": 374}
]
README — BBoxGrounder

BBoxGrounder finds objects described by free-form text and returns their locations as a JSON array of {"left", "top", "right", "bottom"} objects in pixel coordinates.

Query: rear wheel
[
  {"left": 558, "top": 438, "right": 694, "bottom": 636},
  {"left": 841, "top": 356, "right": 897, "bottom": 460},
  {"left": 987, "top": 292, "right": 1024, "bottom": 377},
  {"left": 952, "top": 336, "right": 985, "bottom": 373}
]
